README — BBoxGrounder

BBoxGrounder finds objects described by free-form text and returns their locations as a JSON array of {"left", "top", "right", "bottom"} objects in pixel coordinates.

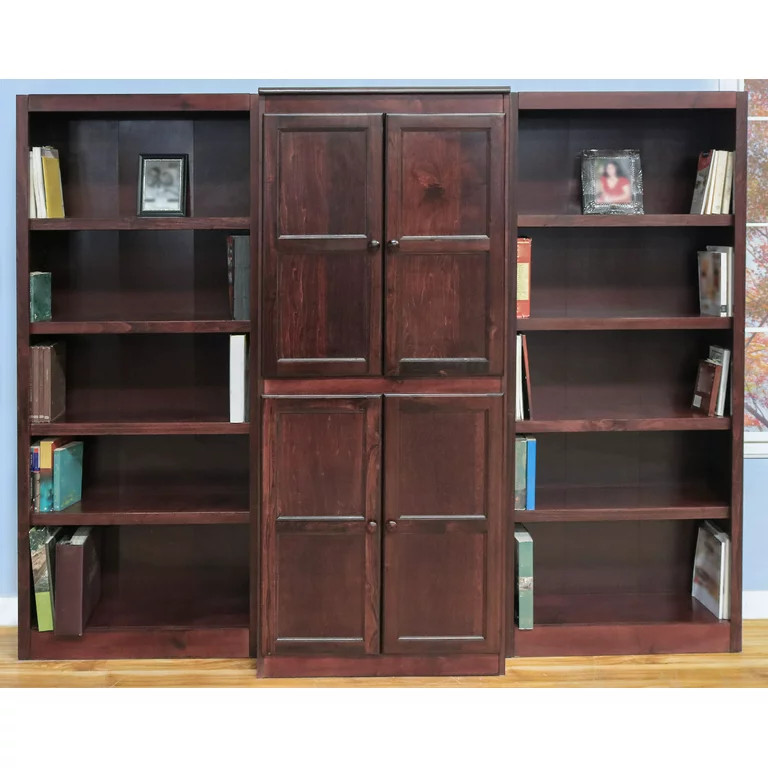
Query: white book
[
  {"left": 229, "top": 334, "right": 248, "bottom": 423},
  {"left": 692, "top": 522, "right": 729, "bottom": 620},
  {"left": 31, "top": 146, "right": 46, "bottom": 217},
  {"left": 707, "top": 345, "right": 731, "bottom": 417},
  {"left": 516, "top": 334, "right": 523, "bottom": 420},
  {"left": 706, "top": 244, "right": 734, "bottom": 316},
  {"left": 721, "top": 151, "right": 734, "bottom": 215},
  {"left": 29, "top": 151, "right": 37, "bottom": 218},
  {"left": 709, "top": 150, "right": 727, "bottom": 214},
  {"left": 697, "top": 250, "right": 729, "bottom": 317}
]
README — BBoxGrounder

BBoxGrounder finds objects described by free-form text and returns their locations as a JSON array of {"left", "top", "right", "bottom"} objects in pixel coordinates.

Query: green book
[
  {"left": 514, "top": 437, "right": 527, "bottom": 510},
  {"left": 515, "top": 523, "right": 534, "bottom": 630},
  {"left": 53, "top": 441, "right": 84, "bottom": 511},
  {"left": 30, "top": 271, "right": 52, "bottom": 322},
  {"left": 29, "top": 526, "right": 63, "bottom": 631}
]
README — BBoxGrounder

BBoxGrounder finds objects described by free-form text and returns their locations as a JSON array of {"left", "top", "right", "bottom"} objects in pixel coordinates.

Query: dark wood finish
[
  {"left": 518, "top": 91, "right": 739, "bottom": 110},
  {"left": 260, "top": 653, "right": 500, "bottom": 678},
  {"left": 382, "top": 396, "right": 502, "bottom": 654},
  {"left": 517, "top": 317, "right": 732, "bottom": 331},
  {"left": 32, "top": 510, "right": 249, "bottom": 526},
  {"left": 29, "top": 420, "right": 248, "bottom": 436},
  {"left": 262, "top": 114, "right": 382, "bottom": 376},
  {"left": 31, "top": 321, "right": 250, "bottom": 334},
  {"left": 28, "top": 93, "right": 251, "bottom": 112},
  {"left": 263, "top": 377, "right": 502, "bottom": 395},
  {"left": 518, "top": 214, "right": 733, "bottom": 227},
  {"left": 262, "top": 397, "right": 381, "bottom": 655},
  {"left": 30, "top": 217, "right": 249, "bottom": 230},
  {"left": 385, "top": 114, "right": 505, "bottom": 376},
  {"left": 517, "top": 414, "right": 730, "bottom": 433}
]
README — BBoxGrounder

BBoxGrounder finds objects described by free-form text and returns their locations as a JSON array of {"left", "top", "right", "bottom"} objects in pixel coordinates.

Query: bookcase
[{"left": 16, "top": 89, "right": 746, "bottom": 674}]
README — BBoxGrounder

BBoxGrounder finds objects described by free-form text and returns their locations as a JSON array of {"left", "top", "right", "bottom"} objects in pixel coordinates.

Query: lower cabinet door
[
  {"left": 381, "top": 395, "right": 503, "bottom": 654},
  {"left": 262, "top": 396, "right": 381, "bottom": 655}
]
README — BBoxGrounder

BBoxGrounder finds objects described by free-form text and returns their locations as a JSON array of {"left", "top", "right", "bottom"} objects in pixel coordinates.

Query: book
[
  {"left": 29, "top": 346, "right": 41, "bottom": 422},
  {"left": 692, "top": 359, "right": 723, "bottom": 416},
  {"left": 53, "top": 441, "right": 84, "bottom": 512},
  {"left": 692, "top": 521, "right": 730, "bottom": 620},
  {"left": 690, "top": 151, "right": 714, "bottom": 214},
  {"left": 708, "top": 345, "right": 731, "bottom": 418},
  {"left": 29, "top": 150, "right": 37, "bottom": 218},
  {"left": 514, "top": 436, "right": 527, "bottom": 510},
  {"left": 39, "top": 438, "right": 71, "bottom": 514},
  {"left": 705, "top": 245, "right": 734, "bottom": 316},
  {"left": 516, "top": 237, "right": 531, "bottom": 319},
  {"left": 29, "top": 526, "right": 64, "bottom": 632},
  {"left": 708, "top": 150, "right": 726, "bottom": 214},
  {"left": 230, "top": 334, "right": 248, "bottom": 423},
  {"left": 29, "top": 342, "right": 66, "bottom": 423},
  {"left": 522, "top": 334, "right": 532, "bottom": 419},
  {"left": 40, "top": 146, "right": 65, "bottom": 218},
  {"left": 30, "top": 271, "right": 52, "bottom": 322},
  {"left": 231, "top": 235, "right": 250, "bottom": 321},
  {"left": 514, "top": 524, "right": 534, "bottom": 630},
  {"left": 55, "top": 527, "right": 101, "bottom": 637},
  {"left": 721, "top": 152, "right": 734, "bottom": 215},
  {"left": 525, "top": 436, "right": 536, "bottom": 511},
  {"left": 515, "top": 334, "right": 532, "bottom": 420},
  {"left": 31, "top": 146, "right": 46, "bottom": 218},
  {"left": 30, "top": 443, "right": 40, "bottom": 514},
  {"left": 226, "top": 236, "right": 235, "bottom": 316},
  {"left": 697, "top": 250, "right": 729, "bottom": 317}
]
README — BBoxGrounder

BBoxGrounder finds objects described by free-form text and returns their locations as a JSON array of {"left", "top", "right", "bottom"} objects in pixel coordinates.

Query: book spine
[
  {"left": 30, "top": 272, "right": 52, "bottom": 323},
  {"left": 226, "top": 236, "right": 235, "bottom": 319},
  {"left": 234, "top": 235, "right": 251, "bottom": 321},
  {"left": 29, "top": 151, "right": 37, "bottom": 218},
  {"left": 719, "top": 252, "right": 728, "bottom": 317},
  {"left": 690, "top": 151, "right": 712, "bottom": 214},
  {"left": 515, "top": 527, "right": 534, "bottom": 630},
  {"left": 229, "top": 335, "right": 247, "bottom": 423},
  {"left": 722, "top": 152, "right": 734, "bottom": 215},
  {"left": 514, "top": 437, "right": 527, "bottom": 510},
  {"left": 53, "top": 441, "right": 84, "bottom": 512},
  {"left": 522, "top": 334, "right": 532, "bottom": 419},
  {"left": 32, "top": 147, "right": 46, "bottom": 218},
  {"left": 710, "top": 151, "right": 725, "bottom": 215},
  {"left": 525, "top": 437, "right": 536, "bottom": 510},
  {"left": 41, "top": 147, "right": 65, "bottom": 218},
  {"left": 54, "top": 541, "right": 85, "bottom": 636},
  {"left": 516, "top": 238, "right": 531, "bottom": 319},
  {"left": 29, "top": 528, "right": 54, "bottom": 632},
  {"left": 50, "top": 343, "right": 66, "bottom": 422}
]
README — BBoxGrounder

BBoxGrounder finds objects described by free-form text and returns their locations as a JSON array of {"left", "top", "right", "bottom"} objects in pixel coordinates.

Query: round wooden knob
[
  {"left": 386, "top": 520, "right": 397, "bottom": 531},
  {"left": 366, "top": 520, "right": 377, "bottom": 533}
]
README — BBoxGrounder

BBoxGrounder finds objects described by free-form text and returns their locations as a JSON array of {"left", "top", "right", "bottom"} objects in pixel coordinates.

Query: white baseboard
[
  {"left": 743, "top": 591, "right": 768, "bottom": 619},
  {"left": 0, "top": 597, "right": 18, "bottom": 626}
]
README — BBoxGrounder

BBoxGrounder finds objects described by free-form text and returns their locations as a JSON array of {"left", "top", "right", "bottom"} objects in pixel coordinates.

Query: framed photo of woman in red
[{"left": 581, "top": 149, "right": 644, "bottom": 214}]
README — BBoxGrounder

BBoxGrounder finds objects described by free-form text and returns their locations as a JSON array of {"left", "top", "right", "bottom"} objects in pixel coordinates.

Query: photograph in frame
[
  {"left": 137, "top": 154, "right": 188, "bottom": 216},
  {"left": 581, "top": 149, "right": 644, "bottom": 214}
]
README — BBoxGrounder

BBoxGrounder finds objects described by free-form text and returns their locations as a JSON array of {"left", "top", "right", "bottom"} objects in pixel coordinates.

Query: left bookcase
[{"left": 17, "top": 94, "right": 257, "bottom": 659}]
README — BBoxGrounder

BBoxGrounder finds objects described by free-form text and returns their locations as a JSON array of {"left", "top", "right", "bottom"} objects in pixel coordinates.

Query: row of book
[
  {"left": 514, "top": 436, "right": 536, "bottom": 511},
  {"left": 513, "top": 520, "right": 731, "bottom": 631},
  {"left": 30, "top": 526, "right": 100, "bottom": 634},
  {"left": 690, "top": 149, "right": 735, "bottom": 215},
  {"left": 30, "top": 439, "right": 84, "bottom": 514},
  {"left": 30, "top": 341, "right": 65, "bottom": 423},
  {"left": 29, "top": 146, "right": 65, "bottom": 218},
  {"left": 692, "top": 345, "right": 731, "bottom": 417}
]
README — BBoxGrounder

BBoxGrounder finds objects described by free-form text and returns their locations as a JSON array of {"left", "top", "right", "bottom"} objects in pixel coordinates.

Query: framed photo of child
[{"left": 581, "top": 149, "right": 644, "bottom": 214}]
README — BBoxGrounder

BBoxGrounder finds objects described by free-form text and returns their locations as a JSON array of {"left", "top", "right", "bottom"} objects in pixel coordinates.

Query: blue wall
[{"left": 0, "top": 78, "right": 732, "bottom": 600}]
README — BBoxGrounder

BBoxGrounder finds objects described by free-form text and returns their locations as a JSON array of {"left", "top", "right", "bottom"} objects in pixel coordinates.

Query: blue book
[
  {"left": 53, "top": 441, "right": 84, "bottom": 512},
  {"left": 525, "top": 436, "right": 536, "bottom": 510}
]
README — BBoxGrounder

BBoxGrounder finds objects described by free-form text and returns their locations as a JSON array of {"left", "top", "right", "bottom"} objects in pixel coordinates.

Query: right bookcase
[{"left": 512, "top": 91, "right": 746, "bottom": 656}]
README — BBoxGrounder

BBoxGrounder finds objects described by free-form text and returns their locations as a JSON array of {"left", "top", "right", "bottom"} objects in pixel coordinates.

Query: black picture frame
[
  {"left": 137, "top": 154, "right": 188, "bottom": 216},
  {"left": 581, "top": 149, "right": 644, "bottom": 214}
]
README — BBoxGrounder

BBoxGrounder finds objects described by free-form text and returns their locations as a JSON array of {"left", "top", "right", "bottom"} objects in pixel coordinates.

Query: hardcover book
[
  {"left": 707, "top": 345, "right": 731, "bottom": 418},
  {"left": 232, "top": 235, "right": 250, "bottom": 321},
  {"left": 514, "top": 436, "right": 527, "bottom": 510},
  {"left": 229, "top": 334, "right": 248, "bottom": 423},
  {"left": 40, "top": 146, "right": 65, "bottom": 218},
  {"left": 29, "top": 526, "right": 64, "bottom": 632},
  {"left": 690, "top": 150, "right": 714, "bottom": 214},
  {"left": 692, "top": 360, "right": 723, "bottom": 416},
  {"left": 525, "top": 436, "right": 536, "bottom": 510},
  {"left": 514, "top": 524, "right": 534, "bottom": 630},
  {"left": 705, "top": 245, "right": 734, "bottom": 316},
  {"left": 30, "top": 443, "right": 40, "bottom": 514},
  {"left": 39, "top": 438, "right": 71, "bottom": 513},
  {"left": 30, "top": 272, "right": 52, "bottom": 322},
  {"left": 53, "top": 441, "right": 84, "bottom": 512},
  {"left": 692, "top": 522, "right": 730, "bottom": 620},
  {"left": 30, "top": 342, "right": 66, "bottom": 423},
  {"left": 697, "top": 250, "right": 729, "bottom": 317},
  {"left": 31, "top": 146, "right": 46, "bottom": 217},
  {"left": 55, "top": 526, "right": 102, "bottom": 637},
  {"left": 516, "top": 237, "right": 531, "bottom": 318}
]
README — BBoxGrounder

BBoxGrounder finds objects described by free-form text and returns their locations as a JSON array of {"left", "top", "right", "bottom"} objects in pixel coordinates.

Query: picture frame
[
  {"left": 581, "top": 149, "right": 644, "bottom": 214},
  {"left": 137, "top": 154, "right": 188, "bottom": 216}
]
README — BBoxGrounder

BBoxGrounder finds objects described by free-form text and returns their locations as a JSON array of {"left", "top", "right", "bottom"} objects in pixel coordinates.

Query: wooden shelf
[
  {"left": 29, "top": 217, "right": 250, "bottom": 231},
  {"left": 517, "top": 412, "right": 730, "bottom": 433},
  {"left": 31, "top": 320, "right": 250, "bottom": 335},
  {"left": 517, "top": 214, "right": 734, "bottom": 228},
  {"left": 516, "top": 485, "right": 729, "bottom": 522},
  {"left": 517, "top": 316, "right": 732, "bottom": 331},
  {"left": 30, "top": 419, "right": 248, "bottom": 436}
]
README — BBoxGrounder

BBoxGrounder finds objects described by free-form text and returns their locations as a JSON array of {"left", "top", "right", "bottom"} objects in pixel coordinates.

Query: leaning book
[{"left": 692, "top": 522, "right": 730, "bottom": 620}]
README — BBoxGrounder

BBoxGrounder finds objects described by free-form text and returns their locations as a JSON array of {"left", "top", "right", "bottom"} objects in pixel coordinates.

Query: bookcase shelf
[
  {"left": 518, "top": 214, "right": 734, "bottom": 228},
  {"left": 517, "top": 414, "right": 731, "bottom": 433},
  {"left": 29, "top": 217, "right": 250, "bottom": 231},
  {"left": 29, "top": 420, "right": 249, "bottom": 436},
  {"left": 517, "top": 316, "right": 732, "bottom": 331},
  {"left": 31, "top": 320, "right": 250, "bottom": 335}
]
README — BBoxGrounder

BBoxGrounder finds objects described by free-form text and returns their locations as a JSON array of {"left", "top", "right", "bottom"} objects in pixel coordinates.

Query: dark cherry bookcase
[
  {"left": 511, "top": 91, "right": 746, "bottom": 657},
  {"left": 16, "top": 89, "right": 746, "bottom": 673},
  {"left": 16, "top": 94, "right": 258, "bottom": 660}
]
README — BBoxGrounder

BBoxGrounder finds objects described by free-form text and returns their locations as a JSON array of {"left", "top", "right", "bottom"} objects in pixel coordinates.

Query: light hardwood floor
[{"left": 2, "top": 624, "right": 768, "bottom": 687}]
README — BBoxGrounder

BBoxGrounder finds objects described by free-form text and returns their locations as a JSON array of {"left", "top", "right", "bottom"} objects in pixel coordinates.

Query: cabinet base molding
[{"left": 259, "top": 654, "right": 501, "bottom": 678}]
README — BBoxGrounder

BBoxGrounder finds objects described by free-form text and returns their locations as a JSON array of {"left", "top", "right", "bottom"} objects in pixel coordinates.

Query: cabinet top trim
[
  {"left": 259, "top": 87, "right": 511, "bottom": 95},
  {"left": 519, "top": 91, "right": 742, "bottom": 110}
]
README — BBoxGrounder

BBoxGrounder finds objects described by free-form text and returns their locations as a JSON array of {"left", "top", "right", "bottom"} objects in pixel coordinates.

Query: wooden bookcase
[{"left": 15, "top": 88, "right": 746, "bottom": 673}]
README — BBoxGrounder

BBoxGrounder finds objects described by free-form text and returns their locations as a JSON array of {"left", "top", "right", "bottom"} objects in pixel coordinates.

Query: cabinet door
[
  {"left": 382, "top": 395, "right": 503, "bottom": 654},
  {"left": 263, "top": 114, "right": 383, "bottom": 376},
  {"left": 385, "top": 114, "right": 505, "bottom": 376},
  {"left": 262, "top": 396, "right": 381, "bottom": 655}
]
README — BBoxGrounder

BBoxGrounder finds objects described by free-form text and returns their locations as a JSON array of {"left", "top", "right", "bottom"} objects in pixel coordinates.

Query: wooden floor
[{"left": 3, "top": 624, "right": 768, "bottom": 686}]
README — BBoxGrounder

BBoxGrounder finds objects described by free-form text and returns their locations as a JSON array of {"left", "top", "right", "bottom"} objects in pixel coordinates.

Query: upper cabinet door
[
  {"left": 385, "top": 114, "right": 505, "bottom": 376},
  {"left": 263, "top": 114, "right": 383, "bottom": 377}
]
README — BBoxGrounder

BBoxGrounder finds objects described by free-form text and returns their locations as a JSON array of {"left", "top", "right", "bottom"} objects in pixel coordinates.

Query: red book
[{"left": 517, "top": 238, "right": 532, "bottom": 318}]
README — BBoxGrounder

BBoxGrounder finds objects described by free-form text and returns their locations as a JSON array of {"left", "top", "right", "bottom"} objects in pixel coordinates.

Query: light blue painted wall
[{"left": 0, "top": 78, "right": 732, "bottom": 599}]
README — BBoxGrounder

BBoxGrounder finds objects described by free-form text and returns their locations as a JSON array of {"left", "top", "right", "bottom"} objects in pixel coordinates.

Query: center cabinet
[{"left": 258, "top": 89, "right": 511, "bottom": 677}]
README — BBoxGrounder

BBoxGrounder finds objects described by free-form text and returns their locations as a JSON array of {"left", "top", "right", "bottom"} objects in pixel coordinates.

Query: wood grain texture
[
  {"left": 517, "top": 317, "right": 732, "bottom": 331},
  {"left": 27, "top": 94, "right": 251, "bottom": 112},
  {"left": 518, "top": 214, "right": 733, "bottom": 227},
  {"left": 263, "top": 378, "right": 503, "bottom": 395},
  {"left": 262, "top": 93, "right": 506, "bottom": 115},
  {"left": 31, "top": 321, "right": 250, "bottom": 334},
  {"left": 5, "top": 622, "right": 768, "bottom": 686},
  {"left": 29, "top": 421, "right": 249, "bottom": 435},
  {"left": 518, "top": 91, "right": 739, "bottom": 110},
  {"left": 29, "top": 217, "right": 250, "bottom": 230}
]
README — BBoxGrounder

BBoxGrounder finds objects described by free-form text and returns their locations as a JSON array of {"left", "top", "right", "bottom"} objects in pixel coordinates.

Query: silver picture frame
[
  {"left": 137, "top": 154, "right": 188, "bottom": 216},
  {"left": 581, "top": 149, "right": 644, "bottom": 214}
]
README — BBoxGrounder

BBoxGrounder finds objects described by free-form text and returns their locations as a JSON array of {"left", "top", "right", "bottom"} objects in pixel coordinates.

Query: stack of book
[
  {"left": 29, "top": 439, "right": 84, "bottom": 514},
  {"left": 692, "top": 521, "right": 730, "bottom": 620},
  {"left": 227, "top": 235, "right": 251, "bottom": 320},
  {"left": 29, "top": 525, "right": 101, "bottom": 634},
  {"left": 514, "top": 436, "right": 536, "bottom": 511},
  {"left": 697, "top": 245, "right": 734, "bottom": 317},
  {"left": 692, "top": 345, "right": 731, "bottom": 417},
  {"left": 690, "top": 150, "right": 734, "bottom": 214},
  {"left": 29, "top": 145, "right": 65, "bottom": 219},
  {"left": 30, "top": 342, "right": 66, "bottom": 424}
]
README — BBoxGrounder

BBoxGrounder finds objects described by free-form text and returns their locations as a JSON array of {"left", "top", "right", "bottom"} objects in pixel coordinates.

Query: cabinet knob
[
  {"left": 386, "top": 520, "right": 397, "bottom": 531},
  {"left": 366, "top": 520, "right": 378, "bottom": 533},
  {"left": 387, "top": 239, "right": 400, "bottom": 249},
  {"left": 368, "top": 239, "right": 380, "bottom": 250}
]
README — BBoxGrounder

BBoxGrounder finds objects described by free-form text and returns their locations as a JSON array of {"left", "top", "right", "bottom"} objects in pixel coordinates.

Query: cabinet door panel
[
  {"left": 262, "top": 397, "right": 381, "bottom": 655},
  {"left": 264, "top": 114, "right": 383, "bottom": 376},
  {"left": 382, "top": 395, "right": 503, "bottom": 654},
  {"left": 385, "top": 114, "right": 505, "bottom": 376}
]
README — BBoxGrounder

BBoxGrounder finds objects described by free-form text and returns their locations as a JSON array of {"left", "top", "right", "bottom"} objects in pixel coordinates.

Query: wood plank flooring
[{"left": 2, "top": 623, "right": 768, "bottom": 686}]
